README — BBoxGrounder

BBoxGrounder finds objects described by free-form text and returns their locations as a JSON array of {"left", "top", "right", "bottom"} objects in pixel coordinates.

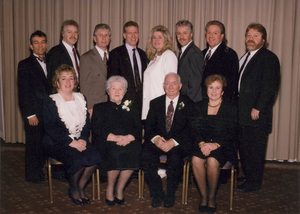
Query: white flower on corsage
[
  {"left": 122, "top": 100, "right": 132, "bottom": 111},
  {"left": 178, "top": 101, "right": 185, "bottom": 110}
]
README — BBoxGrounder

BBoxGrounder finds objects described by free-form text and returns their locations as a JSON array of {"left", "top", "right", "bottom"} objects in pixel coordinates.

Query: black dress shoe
[
  {"left": 164, "top": 195, "right": 175, "bottom": 208},
  {"left": 206, "top": 206, "right": 217, "bottom": 214},
  {"left": 25, "top": 178, "right": 44, "bottom": 184},
  {"left": 68, "top": 189, "right": 84, "bottom": 206},
  {"left": 114, "top": 197, "right": 125, "bottom": 205},
  {"left": 151, "top": 197, "right": 163, "bottom": 208},
  {"left": 105, "top": 198, "right": 115, "bottom": 206},
  {"left": 198, "top": 205, "right": 207, "bottom": 212},
  {"left": 237, "top": 183, "right": 261, "bottom": 193},
  {"left": 81, "top": 197, "right": 90, "bottom": 204}
]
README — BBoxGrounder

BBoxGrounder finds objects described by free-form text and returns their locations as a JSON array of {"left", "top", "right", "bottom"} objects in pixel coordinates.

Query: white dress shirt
[
  {"left": 62, "top": 40, "right": 80, "bottom": 77},
  {"left": 95, "top": 45, "right": 109, "bottom": 61},
  {"left": 125, "top": 43, "right": 142, "bottom": 82}
]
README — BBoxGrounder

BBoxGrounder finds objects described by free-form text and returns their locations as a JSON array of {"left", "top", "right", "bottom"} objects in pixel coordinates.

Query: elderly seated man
[{"left": 140, "top": 72, "right": 193, "bottom": 208}]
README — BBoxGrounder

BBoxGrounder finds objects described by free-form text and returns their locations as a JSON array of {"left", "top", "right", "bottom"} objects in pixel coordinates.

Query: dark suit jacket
[
  {"left": 144, "top": 94, "right": 193, "bottom": 154},
  {"left": 202, "top": 43, "right": 239, "bottom": 100},
  {"left": 80, "top": 47, "right": 108, "bottom": 109},
  {"left": 43, "top": 95, "right": 90, "bottom": 148},
  {"left": 18, "top": 55, "right": 50, "bottom": 121},
  {"left": 46, "top": 43, "right": 80, "bottom": 88},
  {"left": 108, "top": 44, "right": 148, "bottom": 103},
  {"left": 238, "top": 47, "right": 280, "bottom": 133},
  {"left": 178, "top": 41, "right": 204, "bottom": 103}
]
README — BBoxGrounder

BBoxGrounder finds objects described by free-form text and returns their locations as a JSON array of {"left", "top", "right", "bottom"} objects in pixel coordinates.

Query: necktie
[
  {"left": 178, "top": 50, "right": 182, "bottom": 60},
  {"left": 36, "top": 56, "right": 46, "bottom": 63},
  {"left": 204, "top": 49, "right": 211, "bottom": 68},
  {"left": 132, "top": 49, "right": 141, "bottom": 91},
  {"left": 72, "top": 47, "right": 80, "bottom": 75},
  {"left": 103, "top": 52, "right": 108, "bottom": 68},
  {"left": 166, "top": 101, "right": 174, "bottom": 132},
  {"left": 239, "top": 52, "right": 250, "bottom": 73}
]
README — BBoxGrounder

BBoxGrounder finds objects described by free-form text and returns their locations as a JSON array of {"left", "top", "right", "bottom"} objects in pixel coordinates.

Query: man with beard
[{"left": 237, "top": 23, "right": 280, "bottom": 192}]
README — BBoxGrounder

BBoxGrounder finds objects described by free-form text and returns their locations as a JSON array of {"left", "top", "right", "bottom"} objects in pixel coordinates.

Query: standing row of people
[{"left": 18, "top": 18, "right": 280, "bottom": 212}]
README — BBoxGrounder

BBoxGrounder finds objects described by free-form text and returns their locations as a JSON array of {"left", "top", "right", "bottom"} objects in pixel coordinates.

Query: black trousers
[
  {"left": 140, "top": 143, "right": 185, "bottom": 198},
  {"left": 239, "top": 126, "right": 269, "bottom": 187},
  {"left": 24, "top": 119, "right": 46, "bottom": 181}
]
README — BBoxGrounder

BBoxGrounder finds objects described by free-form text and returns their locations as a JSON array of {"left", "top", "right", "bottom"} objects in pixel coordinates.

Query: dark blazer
[
  {"left": 46, "top": 43, "right": 80, "bottom": 87},
  {"left": 144, "top": 94, "right": 193, "bottom": 154},
  {"left": 108, "top": 44, "right": 148, "bottom": 102},
  {"left": 80, "top": 47, "right": 108, "bottom": 109},
  {"left": 43, "top": 95, "right": 90, "bottom": 148},
  {"left": 178, "top": 41, "right": 204, "bottom": 103},
  {"left": 202, "top": 43, "right": 239, "bottom": 100},
  {"left": 238, "top": 47, "right": 280, "bottom": 133},
  {"left": 18, "top": 55, "right": 50, "bottom": 120}
]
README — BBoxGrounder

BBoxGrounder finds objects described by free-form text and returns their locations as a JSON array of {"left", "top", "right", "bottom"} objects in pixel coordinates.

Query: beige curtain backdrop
[{"left": 0, "top": 0, "right": 299, "bottom": 161}]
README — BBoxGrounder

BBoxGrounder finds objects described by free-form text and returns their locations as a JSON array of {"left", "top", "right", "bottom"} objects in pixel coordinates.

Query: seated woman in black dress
[
  {"left": 92, "top": 75, "right": 142, "bottom": 206},
  {"left": 43, "top": 64, "right": 102, "bottom": 206},
  {"left": 191, "top": 74, "right": 238, "bottom": 213}
]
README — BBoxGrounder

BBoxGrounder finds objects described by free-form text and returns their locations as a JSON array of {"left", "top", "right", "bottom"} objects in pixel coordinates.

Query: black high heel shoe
[
  {"left": 81, "top": 197, "right": 90, "bottom": 204},
  {"left": 198, "top": 204, "right": 207, "bottom": 212},
  {"left": 68, "top": 188, "right": 84, "bottom": 206},
  {"left": 114, "top": 197, "right": 125, "bottom": 205},
  {"left": 105, "top": 198, "right": 115, "bottom": 206}
]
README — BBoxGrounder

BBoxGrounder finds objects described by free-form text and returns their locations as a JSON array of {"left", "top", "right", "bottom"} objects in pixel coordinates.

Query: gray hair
[
  {"left": 175, "top": 20, "right": 193, "bottom": 34},
  {"left": 164, "top": 72, "right": 181, "bottom": 84},
  {"left": 93, "top": 23, "right": 111, "bottom": 37},
  {"left": 106, "top": 75, "right": 128, "bottom": 93}
]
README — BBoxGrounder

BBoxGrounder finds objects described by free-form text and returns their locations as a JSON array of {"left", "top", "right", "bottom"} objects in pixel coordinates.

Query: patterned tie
[
  {"left": 204, "top": 49, "right": 211, "bottom": 68},
  {"left": 72, "top": 47, "right": 80, "bottom": 75},
  {"left": 103, "top": 52, "right": 108, "bottom": 68},
  {"left": 132, "top": 49, "right": 142, "bottom": 92},
  {"left": 166, "top": 101, "right": 174, "bottom": 132}
]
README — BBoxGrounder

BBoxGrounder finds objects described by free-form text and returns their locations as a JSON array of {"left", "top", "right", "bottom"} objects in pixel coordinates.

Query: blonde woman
[{"left": 142, "top": 25, "right": 178, "bottom": 120}]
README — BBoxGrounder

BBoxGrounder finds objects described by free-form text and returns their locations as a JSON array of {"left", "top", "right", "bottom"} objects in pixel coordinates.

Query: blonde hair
[{"left": 146, "top": 25, "right": 175, "bottom": 61}]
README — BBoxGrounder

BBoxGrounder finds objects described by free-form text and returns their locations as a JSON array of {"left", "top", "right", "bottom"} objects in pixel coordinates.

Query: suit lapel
[
  {"left": 241, "top": 47, "right": 264, "bottom": 79},
  {"left": 178, "top": 42, "right": 193, "bottom": 69},
  {"left": 31, "top": 55, "right": 47, "bottom": 81},
  {"left": 91, "top": 47, "right": 106, "bottom": 75}
]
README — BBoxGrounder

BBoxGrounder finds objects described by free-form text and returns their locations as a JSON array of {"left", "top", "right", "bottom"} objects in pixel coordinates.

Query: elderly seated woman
[
  {"left": 191, "top": 74, "right": 238, "bottom": 213},
  {"left": 43, "top": 64, "right": 102, "bottom": 206},
  {"left": 92, "top": 75, "right": 142, "bottom": 206}
]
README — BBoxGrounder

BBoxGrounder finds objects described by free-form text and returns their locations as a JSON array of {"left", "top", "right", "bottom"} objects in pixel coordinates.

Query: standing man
[
  {"left": 141, "top": 73, "right": 193, "bottom": 208},
  {"left": 202, "top": 20, "right": 239, "bottom": 101},
  {"left": 18, "top": 30, "right": 50, "bottom": 184},
  {"left": 176, "top": 20, "right": 204, "bottom": 103},
  {"left": 80, "top": 24, "right": 111, "bottom": 118},
  {"left": 47, "top": 20, "right": 80, "bottom": 90},
  {"left": 108, "top": 21, "right": 148, "bottom": 114},
  {"left": 237, "top": 23, "right": 280, "bottom": 192}
]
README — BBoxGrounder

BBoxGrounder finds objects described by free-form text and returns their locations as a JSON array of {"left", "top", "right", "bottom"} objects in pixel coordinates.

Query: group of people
[{"left": 18, "top": 18, "right": 280, "bottom": 213}]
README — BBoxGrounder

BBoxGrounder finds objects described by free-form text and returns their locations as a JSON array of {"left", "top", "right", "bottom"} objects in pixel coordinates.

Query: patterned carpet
[{"left": 1, "top": 143, "right": 299, "bottom": 214}]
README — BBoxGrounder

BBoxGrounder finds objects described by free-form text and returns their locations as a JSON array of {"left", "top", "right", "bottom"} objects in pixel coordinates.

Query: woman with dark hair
[
  {"left": 43, "top": 64, "right": 102, "bottom": 206},
  {"left": 192, "top": 74, "right": 238, "bottom": 213}
]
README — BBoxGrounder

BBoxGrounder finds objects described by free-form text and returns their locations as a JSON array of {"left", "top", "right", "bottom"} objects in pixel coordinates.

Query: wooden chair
[
  {"left": 46, "top": 157, "right": 100, "bottom": 203},
  {"left": 183, "top": 160, "right": 237, "bottom": 210},
  {"left": 138, "top": 155, "right": 190, "bottom": 204}
]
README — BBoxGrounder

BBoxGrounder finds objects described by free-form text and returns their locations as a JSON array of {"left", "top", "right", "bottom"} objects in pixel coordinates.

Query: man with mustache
[
  {"left": 47, "top": 20, "right": 80, "bottom": 91},
  {"left": 176, "top": 20, "right": 204, "bottom": 103},
  {"left": 237, "top": 23, "right": 280, "bottom": 192}
]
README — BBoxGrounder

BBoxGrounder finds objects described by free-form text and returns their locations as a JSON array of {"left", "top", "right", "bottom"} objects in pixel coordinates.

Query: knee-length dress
[
  {"left": 92, "top": 100, "right": 142, "bottom": 171},
  {"left": 191, "top": 99, "right": 238, "bottom": 167},
  {"left": 43, "top": 93, "right": 102, "bottom": 176}
]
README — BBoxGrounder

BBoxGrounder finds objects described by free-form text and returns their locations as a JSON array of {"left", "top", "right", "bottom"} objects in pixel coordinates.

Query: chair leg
[
  {"left": 97, "top": 169, "right": 100, "bottom": 200},
  {"left": 48, "top": 159, "right": 53, "bottom": 203},
  {"left": 182, "top": 160, "right": 187, "bottom": 204},
  {"left": 230, "top": 165, "right": 234, "bottom": 210},
  {"left": 184, "top": 161, "right": 190, "bottom": 204},
  {"left": 92, "top": 172, "right": 95, "bottom": 200},
  {"left": 138, "top": 169, "right": 142, "bottom": 198},
  {"left": 141, "top": 170, "right": 144, "bottom": 198}
]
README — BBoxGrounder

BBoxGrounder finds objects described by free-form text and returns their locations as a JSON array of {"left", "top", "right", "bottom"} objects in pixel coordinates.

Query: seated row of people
[{"left": 43, "top": 65, "right": 237, "bottom": 212}]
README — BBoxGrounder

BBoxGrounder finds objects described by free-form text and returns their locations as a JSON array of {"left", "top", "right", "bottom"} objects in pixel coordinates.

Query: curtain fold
[{"left": 0, "top": 0, "right": 299, "bottom": 161}]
